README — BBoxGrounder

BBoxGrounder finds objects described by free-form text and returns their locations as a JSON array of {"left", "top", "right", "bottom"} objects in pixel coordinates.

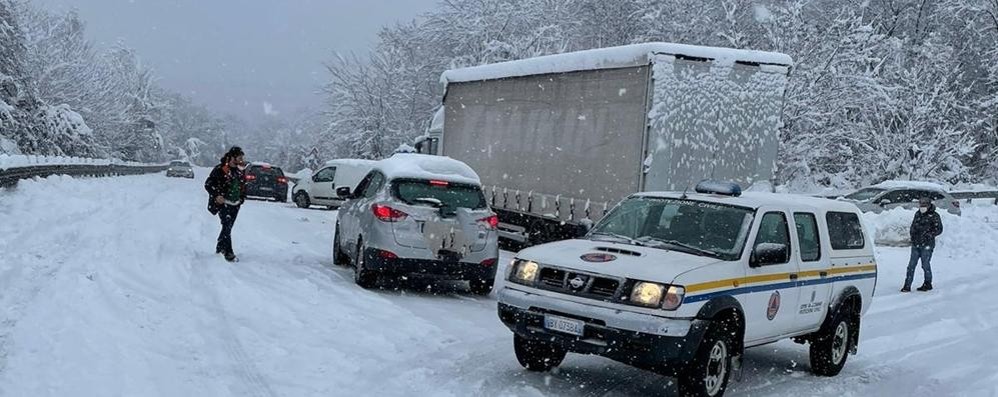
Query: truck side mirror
[
  {"left": 750, "top": 243, "right": 789, "bottom": 267},
  {"left": 336, "top": 186, "right": 352, "bottom": 198},
  {"left": 879, "top": 199, "right": 892, "bottom": 206}
]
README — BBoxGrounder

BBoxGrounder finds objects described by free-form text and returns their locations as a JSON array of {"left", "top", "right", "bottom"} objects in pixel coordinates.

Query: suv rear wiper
[
  {"left": 413, "top": 197, "right": 443, "bottom": 207},
  {"left": 635, "top": 236, "right": 719, "bottom": 258}
]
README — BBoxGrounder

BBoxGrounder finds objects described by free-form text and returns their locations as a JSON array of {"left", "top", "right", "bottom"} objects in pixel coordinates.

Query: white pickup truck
[{"left": 498, "top": 181, "right": 877, "bottom": 397}]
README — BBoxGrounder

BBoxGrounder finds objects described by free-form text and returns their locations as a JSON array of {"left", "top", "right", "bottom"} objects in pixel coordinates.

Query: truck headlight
[
  {"left": 630, "top": 282, "right": 664, "bottom": 307},
  {"left": 509, "top": 260, "right": 539, "bottom": 284},
  {"left": 628, "top": 282, "right": 685, "bottom": 310}
]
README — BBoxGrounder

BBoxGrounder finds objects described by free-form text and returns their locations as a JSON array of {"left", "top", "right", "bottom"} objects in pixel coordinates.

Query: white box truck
[{"left": 416, "top": 42, "right": 792, "bottom": 245}]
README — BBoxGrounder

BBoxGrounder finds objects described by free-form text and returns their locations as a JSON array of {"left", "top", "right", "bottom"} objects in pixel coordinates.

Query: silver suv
[
  {"left": 843, "top": 181, "right": 961, "bottom": 215},
  {"left": 333, "top": 154, "right": 500, "bottom": 294}
]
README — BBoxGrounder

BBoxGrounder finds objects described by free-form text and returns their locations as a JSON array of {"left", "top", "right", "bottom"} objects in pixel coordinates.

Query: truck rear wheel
[
  {"left": 513, "top": 334, "right": 566, "bottom": 372},
  {"left": 678, "top": 321, "right": 734, "bottom": 397},
  {"left": 809, "top": 309, "right": 854, "bottom": 376}
]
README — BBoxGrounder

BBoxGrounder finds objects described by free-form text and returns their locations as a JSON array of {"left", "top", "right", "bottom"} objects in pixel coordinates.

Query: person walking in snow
[
  {"left": 205, "top": 146, "right": 246, "bottom": 262},
  {"left": 902, "top": 197, "right": 943, "bottom": 292}
]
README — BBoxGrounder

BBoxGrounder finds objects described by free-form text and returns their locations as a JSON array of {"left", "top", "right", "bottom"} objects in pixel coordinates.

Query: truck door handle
[
  {"left": 819, "top": 271, "right": 828, "bottom": 278},
  {"left": 789, "top": 273, "right": 799, "bottom": 281}
]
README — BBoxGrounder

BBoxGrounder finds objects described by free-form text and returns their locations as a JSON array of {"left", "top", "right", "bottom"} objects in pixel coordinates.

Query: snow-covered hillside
[{"left": 1, "top": 173, "right": 996, "bottom": 396}]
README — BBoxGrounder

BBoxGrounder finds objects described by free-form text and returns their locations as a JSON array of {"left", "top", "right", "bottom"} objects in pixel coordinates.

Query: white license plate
[{"left": 544, "top": 315, "right": 585, "bottom": 336}]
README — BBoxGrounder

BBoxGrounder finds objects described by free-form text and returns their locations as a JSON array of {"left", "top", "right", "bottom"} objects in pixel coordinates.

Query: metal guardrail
[{"left": 0, "top": 163, "right": 170, "bottom": 188}]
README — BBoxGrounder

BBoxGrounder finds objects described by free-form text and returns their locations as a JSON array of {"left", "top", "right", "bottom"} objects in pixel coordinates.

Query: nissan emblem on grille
[
  {"left": 569, "top": 275, "right": 586, "bottom": 289},
  {"left": 580, "top": 253, "right": 617, "bottom": 262}
]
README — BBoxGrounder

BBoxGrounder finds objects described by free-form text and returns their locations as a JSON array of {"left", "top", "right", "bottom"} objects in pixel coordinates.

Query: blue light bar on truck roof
[{"left": 694, "top": 180, "right": 742, "bottom": 197}]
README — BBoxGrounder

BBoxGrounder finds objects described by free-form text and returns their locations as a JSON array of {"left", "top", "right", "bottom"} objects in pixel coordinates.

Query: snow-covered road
[{"left": 1, "top": 173, "right": 997, "bottom": 396}]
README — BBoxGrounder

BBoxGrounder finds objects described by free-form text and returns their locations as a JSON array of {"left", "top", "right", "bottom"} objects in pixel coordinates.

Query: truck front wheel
[
  {"left": 678, "top": 322, "right": 734, "bottom": 397},
  {"left": 513, "top": 334, "right": 566, "bottom": 372},
  {"left": 809, "top": 309, "right": 854, "bottom": 376}
]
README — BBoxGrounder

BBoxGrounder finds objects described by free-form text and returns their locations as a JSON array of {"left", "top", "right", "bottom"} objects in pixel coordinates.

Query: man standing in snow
[
  {"left": 902, "top": 197, "right": 943, "bottom": 292},
  {"left": 205, "top": 146, "right": 246, "bottom": 262}
]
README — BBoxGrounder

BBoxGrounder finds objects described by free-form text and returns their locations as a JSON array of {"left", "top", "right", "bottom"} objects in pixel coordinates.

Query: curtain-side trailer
[{"left": 427, "top": 43, "right": 792, "bottom": 245}]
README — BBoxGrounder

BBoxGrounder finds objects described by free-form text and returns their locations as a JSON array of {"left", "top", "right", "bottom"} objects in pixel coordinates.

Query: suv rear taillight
[
  {"left": 277, "top": 176, "right": 288, "bottom": 184},
  {"left": 480, "top": 258, "right": 497, "bottom": 267},
  {"left": 372, "top": 204, "right": 408, "bottom": 222},
  {"left": 478, "top": 215, "right": 499, "bottom": 229},
  {"left": 244, "top": 174, "right": 256, "bottom": 181}
]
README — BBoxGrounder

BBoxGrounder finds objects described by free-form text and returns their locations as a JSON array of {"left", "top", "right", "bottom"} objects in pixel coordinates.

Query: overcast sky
[{"left": 31, "top": 0, "right": 439, "bottom": 121}]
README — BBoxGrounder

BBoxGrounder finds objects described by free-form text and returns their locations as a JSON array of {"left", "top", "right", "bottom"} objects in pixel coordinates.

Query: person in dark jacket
[
  {"left": 902, "top": 197, "right": 943, "bottom": 292},
  {"left": 204, "top": 146, "right": 246, "bottom": 262}
]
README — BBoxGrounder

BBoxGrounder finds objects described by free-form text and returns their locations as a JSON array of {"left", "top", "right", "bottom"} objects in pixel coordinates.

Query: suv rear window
[
  {"left": 392, "top": 179, "right": 486, "bottom": 211},
  {"left": 249, "top": 166, "right": 284, "bottom": 177},
  {"left": 826, "top": 212, "right": 865, "bottom": 250}
]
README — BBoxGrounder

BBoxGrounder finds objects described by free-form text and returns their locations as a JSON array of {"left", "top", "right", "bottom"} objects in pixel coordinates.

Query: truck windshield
[
  {"left": 845, "top": 188, "right": 884, "bottom": 201},
  {"left": 393, "top": 179, "right": 486, "bottom": 211},
  {"left": 587, "top": 197, "right": 754, "bottom": 261}
]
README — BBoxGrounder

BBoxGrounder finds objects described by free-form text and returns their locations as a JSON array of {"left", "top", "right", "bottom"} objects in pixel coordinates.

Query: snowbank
[
  {"left": 376, "top": 153, "right": 480, "bottom": 185},
  {"left": 863, "top": 206, "right": 998, "bottom": 258},
  {"left": 0, "top": 154, "right": 164, "bottom": 170},
  {"left": 440, "top": 42, "right": 793, "bottom": 84}
]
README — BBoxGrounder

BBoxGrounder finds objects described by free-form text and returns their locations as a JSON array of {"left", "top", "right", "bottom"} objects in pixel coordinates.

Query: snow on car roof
[
  {"left": 324, "top": 158, "right": 377, "bottom": 167},
  {"left": 440, "top": 42, "right": 793, "bottom": 84},
  {"left": 250, "top": 161, "right": 274, "bottom": 167},
  {"left": 634, "top": 191, "right": 862, "bottom": 213},
  {"left": 375, "top": 153, "right": 481, "bottom": 185},
  {"left": 871, "top": 180, "right": 948, "bottom": 193}
]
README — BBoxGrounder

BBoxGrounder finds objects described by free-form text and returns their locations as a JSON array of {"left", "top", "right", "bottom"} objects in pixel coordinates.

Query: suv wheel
[
  {"left": 294, "top": 191, "right": 310, "bottom": 208},
  {"left": 513, "top": 334, "right": 566, "bottom": 372},
  {"left": 354, "top": 239, "right": 377, "bottom": 289},
  {"left": 679, "top": 321, "right": 734, "bottom": 397},
  {"left": 810, "top": 309, "right": 854, "bottom": 376},
  {"left": 468, "top": 278, "right": 494, "bottom": 295},
  {"left": 333, "top": 224, "right": 349, "bottom": 266}
]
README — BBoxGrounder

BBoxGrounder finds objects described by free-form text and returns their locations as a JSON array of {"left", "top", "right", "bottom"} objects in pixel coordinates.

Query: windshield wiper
[
  {"left": 635, "top": 236, "right": 720, "bottom": 258},
  {"left": 588, "top": 231, "right": 644, "bottom": 246}
]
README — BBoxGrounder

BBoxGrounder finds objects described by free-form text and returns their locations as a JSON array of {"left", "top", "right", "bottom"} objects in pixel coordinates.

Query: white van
[
  {"left": 498, "top": 181, "right": 876, "bottom": 397},
  {"left": 292, "top": 159, "right": 376, "bottom": 209}
]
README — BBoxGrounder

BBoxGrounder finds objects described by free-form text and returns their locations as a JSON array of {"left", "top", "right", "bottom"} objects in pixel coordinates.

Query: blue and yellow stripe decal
[{"left": 682, "top": 264, "right": 877, "bottom": 304}]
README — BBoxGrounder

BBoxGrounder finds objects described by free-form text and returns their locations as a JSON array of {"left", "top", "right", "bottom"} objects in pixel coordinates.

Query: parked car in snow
[
  {"left": 843, "top": 181, "right": 961, "bottom": 215},
  {"left": 243, "top": 162, "right": 289, "bottom": 202},
  {"left": 498, "top": 181, "right": 876, "bottom": 397},
  {"left": 165, "top": 160, "right": 194, "bottom": 179},
  {"left": 292, "top": 159, "right": 375, "bottom": 209},
  {"left": 333, "top": 154, "right": 499, "bottom": 294},
  {"left": 951, "top": 190, "right": 998, "bottom": 206},
  {"left": 418, "top": 42, "right": 792, "bottom": 247}
]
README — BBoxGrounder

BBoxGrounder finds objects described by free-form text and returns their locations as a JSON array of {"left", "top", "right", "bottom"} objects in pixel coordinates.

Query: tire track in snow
[{"left": 191, "top": 260, "right": 277, "bottom": 397}]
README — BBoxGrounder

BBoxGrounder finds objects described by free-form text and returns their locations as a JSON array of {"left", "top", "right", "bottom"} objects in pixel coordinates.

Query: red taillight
[
  {"left": 376, "top": 249, "right": 398, "bottom": 259},
  {"left": 478, "top": 215, "right": 499, "bottom": 229},
  {"left": 429, "top": 180, "right": 449, "bottom": 187},
  {"left": 372, "top": 204, "right": 408, "bottom": 222},
  {"left": 276, "top": 176, "right": 288, "bottom": 184},
  {"left": 244, "top": 174, "right": 256, "bottom": 181},
  {"left": 480, "top": 258, "right": 497, "bottom": 267}
]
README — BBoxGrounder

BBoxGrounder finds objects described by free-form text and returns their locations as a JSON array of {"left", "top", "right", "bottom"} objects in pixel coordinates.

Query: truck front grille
[{"left": 534, "top": 265, "right": 622, "bottom": 302}]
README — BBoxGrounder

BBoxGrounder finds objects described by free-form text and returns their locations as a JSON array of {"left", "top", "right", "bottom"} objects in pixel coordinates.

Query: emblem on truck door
[
  {"left": 767, "top": 291, "right": 781, "bottom": 321},
  {"left": 580, "top": 253, "right": 616, "bottom": 263}
]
